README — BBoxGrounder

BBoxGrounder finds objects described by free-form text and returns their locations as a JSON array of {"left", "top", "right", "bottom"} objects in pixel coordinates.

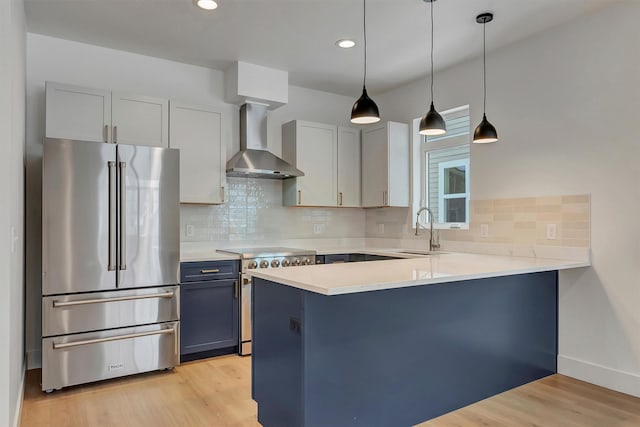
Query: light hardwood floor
[{"left": 21, "top": 355, "right": 640, "bottom": 427}]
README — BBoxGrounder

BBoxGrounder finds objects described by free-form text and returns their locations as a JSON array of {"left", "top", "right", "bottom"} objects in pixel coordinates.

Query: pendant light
[
  {"left": 473, "top": 13, "right": 498, "bottom": 143},
  {"left": 419, "top": 0, "right": 446, "bottom": 136},
  {"left": 351, "top": 0, "right": 380, "bottom": 124}
]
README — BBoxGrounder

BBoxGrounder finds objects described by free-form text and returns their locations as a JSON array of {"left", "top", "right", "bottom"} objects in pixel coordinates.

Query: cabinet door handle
[
  {"left": 221, "top": 186, "right": 225, "bottom": 203},
  {"left": 298, "top": 190, "right": 302, "bottom": 205},
  {"left": 113, "top": 125, "right": 118, "bottom": 144},
  {"left": 104, "top": 125, "right": 109, "bottom": 144},
  {"left": 339, "top": 192, "right": 343, "bottom": 206},
  {"left": 200, "top": 269, "right": 220, "bottom": 274},
  {"left": 234, "top": 280, "right": 238, "bottom": 299}
]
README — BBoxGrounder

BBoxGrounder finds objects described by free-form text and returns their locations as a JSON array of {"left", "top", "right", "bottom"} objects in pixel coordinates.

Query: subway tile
[
  {"left": 493, "top": 213, "right": 514, "bottom": 221},
  {"left": 562, "top": 195, "right": 590, "bottom": 204},
  {"left": 562, "top": 221, "right": 590, "bottom": 230},
  {"left": 536, "top": 196, "right": 562, "bottom": 206},
  {"left": 513, "top": 212, "right": 537, "bottom": 222},
  {"left": 562, "top": 212, "right": 590, "bottom": 222},
  {"left": 536, "top": 204, "right": 562, "bottom": 213},
  {"left": 513, "top": 197, "right": 537, "bottom": 206},
  {"left": 536, "top": 212, "right": 562, "bottom": 221},
  {"left": 493, "top": 199, "right": 514, "bottom": 207},
  {"left": 514, "top": 221, "right": 536, "bottom": 229},
  {"left": 561, "top": 228, "right": 590, "bottom": 240}
]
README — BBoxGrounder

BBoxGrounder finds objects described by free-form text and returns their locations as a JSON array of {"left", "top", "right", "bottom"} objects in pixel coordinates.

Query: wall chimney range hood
[{"left": 226, "top": 103, "right": 303, "bottom": 179}]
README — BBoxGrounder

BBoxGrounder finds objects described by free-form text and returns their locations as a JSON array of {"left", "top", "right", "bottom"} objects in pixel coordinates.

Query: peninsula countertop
[{"left": 248, "top": 252, "right": 590, "bottom": 295}]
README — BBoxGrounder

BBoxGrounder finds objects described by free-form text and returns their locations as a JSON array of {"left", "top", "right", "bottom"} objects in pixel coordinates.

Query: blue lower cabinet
[
  {"left": 253, "top": 271, "right": 558, "bottom": 427},
  {"left": 180, "top": 261, "right": 240, "bottom": 361}
]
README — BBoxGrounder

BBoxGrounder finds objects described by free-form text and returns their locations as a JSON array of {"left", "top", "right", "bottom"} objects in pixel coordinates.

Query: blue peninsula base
[{"left": 252, "top": 271, "right": 558, "bottom": 427}]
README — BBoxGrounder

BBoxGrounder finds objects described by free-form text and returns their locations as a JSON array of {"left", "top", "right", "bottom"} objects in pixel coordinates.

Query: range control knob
[
  {"left": 282, "top": 259, "right": 291, "bottom": 267},
  {"left": 260, "top": 260, "right": 269, "bottom": 268},
  {"left": 271, "top": 259, "right": 280, "bottom": 268},
  {"left": 247, "top": 261, "right": 258, "bottom": 269},
  {"left": 302, "top": 258, "right": 311, "bottom": 265},
  {"left": 292, "top": 258, "right": 301, "bottom": 266}
]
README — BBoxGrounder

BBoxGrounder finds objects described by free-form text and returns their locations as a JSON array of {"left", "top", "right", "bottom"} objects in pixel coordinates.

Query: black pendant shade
[
  {"left": 351, "top": 0, "right": 380, "bottom": 124},
  {"left": 473, "top": 12, "right": 498, "bottom": 144},
  {"left": 351, "top": 87, "right": 380, "bottom": 124},
  {"left": 473, "top": 114, "right": 498, "bottom": 143},
  {"left": 419, "top": 102, "right": 446, "bottom": 136},
  {"left": 419, "top": 0, "right": 446, "bottom": 137}
]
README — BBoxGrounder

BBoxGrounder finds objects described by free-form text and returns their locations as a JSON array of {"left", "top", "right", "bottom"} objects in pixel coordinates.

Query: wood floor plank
[{"left": 21, "top": 356, "right": 640, "bottom": 427}]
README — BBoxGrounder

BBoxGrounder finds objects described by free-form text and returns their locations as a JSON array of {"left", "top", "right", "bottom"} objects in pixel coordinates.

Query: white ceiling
[{"left": 24, "top": 0, "right": 617, "bottom": 96}]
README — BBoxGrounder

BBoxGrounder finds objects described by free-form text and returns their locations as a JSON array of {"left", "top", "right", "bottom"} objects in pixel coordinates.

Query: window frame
[
  {"left": 437, "top": 158, "right": 470, "bottom": 223},
  {"left": 415, "top": 105, "right": 471, "bottom": 230}
]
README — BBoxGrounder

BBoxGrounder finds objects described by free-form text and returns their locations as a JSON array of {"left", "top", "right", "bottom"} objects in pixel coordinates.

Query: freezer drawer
[
  {"left": 42, "top": 322, "right": 179, "bottom": 391},
  {"left": 42, "top": 286, "right": 179, "bottom": 337}
]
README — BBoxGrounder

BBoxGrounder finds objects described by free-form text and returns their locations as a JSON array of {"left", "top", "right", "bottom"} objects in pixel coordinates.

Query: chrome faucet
[{"left": 415, "top": 207, "right": 440, "bottom": 252}]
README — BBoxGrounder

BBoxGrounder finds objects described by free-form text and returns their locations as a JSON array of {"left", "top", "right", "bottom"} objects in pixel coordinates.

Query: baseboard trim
[
  {"left": 26, "top": 349, "right": 41, "bottom": 370},
  {"left": 13, "top": 364, "right": 25, "bottom": 427},
  {"left": 558, "top": 355, "right": 640, "bottom": 398}
]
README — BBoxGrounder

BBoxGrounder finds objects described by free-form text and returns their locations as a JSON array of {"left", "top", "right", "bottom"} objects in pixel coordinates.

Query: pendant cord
[
  {"left": 483, "top": 20, "right": 487, "bottom": 115},
  {"left": 430, "top": 0, "right": 434, "bottom": 103},
  {"left": 363, "top": 0, "right": 367, "bottom": 89}
]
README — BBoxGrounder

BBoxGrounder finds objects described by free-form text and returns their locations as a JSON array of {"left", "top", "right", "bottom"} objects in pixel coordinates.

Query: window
[{"left": 418, "top": 105, "right": 470, "bottom": 228}]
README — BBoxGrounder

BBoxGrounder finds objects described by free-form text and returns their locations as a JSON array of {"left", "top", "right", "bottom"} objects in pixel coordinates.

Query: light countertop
[
  {"left": 248, "top": 252, "right": 590, "bottom": 295},
  {"left": 180, "top": 252, "right": 240, "bottom": 262}
]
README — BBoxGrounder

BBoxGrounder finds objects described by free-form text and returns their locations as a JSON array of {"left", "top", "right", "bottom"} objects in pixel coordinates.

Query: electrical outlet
[
  {"left": 546, "top": 223, "right": 557, "bottom": 240},
  {"left": 313, "top": 224, "right": 325, "bottom": 234},
  {"left": 480, "top": 224, "right": 489, "bottom": 238},
  {"left": 185, "top": 224, "right": 195, "bottom": 238}
]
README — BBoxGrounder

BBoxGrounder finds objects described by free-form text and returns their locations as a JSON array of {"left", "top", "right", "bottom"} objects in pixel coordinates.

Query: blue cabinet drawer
[
  {"left": 180, "top": 279, "right": 238, "bottom": 355},
  {"left": 180, "top": 261, "right": 239, "bottom": 283}
]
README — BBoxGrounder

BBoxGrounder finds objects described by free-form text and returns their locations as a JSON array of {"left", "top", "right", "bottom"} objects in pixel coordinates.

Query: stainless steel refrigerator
[{"left": 41, "top": 138, "right": 180, "bottom": 392}]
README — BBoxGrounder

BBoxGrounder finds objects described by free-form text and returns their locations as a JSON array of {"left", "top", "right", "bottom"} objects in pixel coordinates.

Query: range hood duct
[{"left": 226, "top": 103, "right": 303, "bottom": 179}]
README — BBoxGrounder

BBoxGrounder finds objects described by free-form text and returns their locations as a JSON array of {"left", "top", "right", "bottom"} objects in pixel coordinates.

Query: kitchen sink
[{"left": 391, "top": 250, "right": 449, "bottom": 256}]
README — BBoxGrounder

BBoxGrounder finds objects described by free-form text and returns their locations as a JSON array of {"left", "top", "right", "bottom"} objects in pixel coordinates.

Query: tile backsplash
[
  {"left": 180, "top": 178, "right": 365, "bottom": 243},
  {"left": 366, "top": 194, "right": 591, "bottom": 248},
  {"left": 183, "top": 184, "right": 589, "bottom": 257}
]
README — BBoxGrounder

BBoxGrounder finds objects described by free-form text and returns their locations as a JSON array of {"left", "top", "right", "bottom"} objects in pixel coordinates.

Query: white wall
[
  {"left": 375, "top": 0, "right": 640, "bottom": 396},
  {"left": 25, "top": 34, "right": 360, "bottom": 367},
  {"left": 0, "top": 0, "right": 26, "bottom": 424}
]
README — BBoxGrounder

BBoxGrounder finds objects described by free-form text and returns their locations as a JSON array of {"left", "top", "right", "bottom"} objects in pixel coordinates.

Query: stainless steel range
[{"left": 217, "top": 247, "right": 316, "bottom": 355}]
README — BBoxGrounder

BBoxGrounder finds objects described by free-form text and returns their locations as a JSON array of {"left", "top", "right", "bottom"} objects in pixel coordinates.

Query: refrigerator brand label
[{"left": 108, "top": 363, "right": 125, "bottom": 371}]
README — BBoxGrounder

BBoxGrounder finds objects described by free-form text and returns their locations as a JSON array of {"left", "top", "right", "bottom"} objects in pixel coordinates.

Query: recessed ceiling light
[
  {"left": 194, "top": 0, "right": 218, "bottom": 11},
  {"left": 336, "top": 39, "right": 356, "bottom": 49}
]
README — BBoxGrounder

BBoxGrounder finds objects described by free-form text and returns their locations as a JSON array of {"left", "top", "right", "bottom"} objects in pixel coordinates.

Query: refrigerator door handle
[
  {"left": 108, "top": 161, "right": 117, "bottom": 271},
  {"left": 52, "top": 291, "right": 175, "bottom": 308},
  {"left": 119, "top": 162, "right": 127, "bottom": 271},
  {"left": 52, "top": 327, "right": 175, "bottom": 350}
]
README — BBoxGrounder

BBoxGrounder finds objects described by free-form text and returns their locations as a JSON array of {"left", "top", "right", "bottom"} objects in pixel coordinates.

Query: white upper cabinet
[
  {"left": 112, "top": 93, "right": 168, "bottom": 147},
  {"left": 46, "top": 82, "right": 168, "bottom": 147},
  {"left": 337, "top": 127, "right": 361, "bottom": 207},
  {"left": 169, "top": 102, "right": 226, "bottom": 204},
  {"left": 361, "top": 121, "right": 410, "bottom": 208},
  {"left": 282, "top": 121, "right": 338, "bottom": 207},
  {"left": 45, "top": 82, "right": 111, "bottom": 143}
]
